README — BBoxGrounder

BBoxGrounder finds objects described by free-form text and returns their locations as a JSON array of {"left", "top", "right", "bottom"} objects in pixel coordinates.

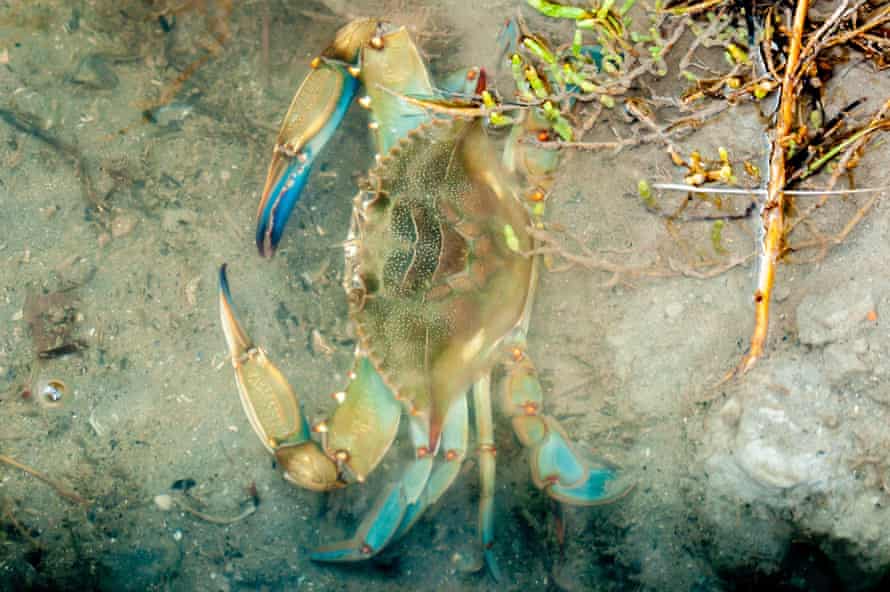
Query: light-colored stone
[
  {"left": 111, "top": 212, "right": 138, "bottom": 238},
  {"left": 699, "top": 354, "right": 890, "bottom": 589},
  {"left": 153, "top": 494, "right": 173, "bottom": 511}
]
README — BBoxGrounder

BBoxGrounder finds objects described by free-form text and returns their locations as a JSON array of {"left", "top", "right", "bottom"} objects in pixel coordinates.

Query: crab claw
[
  {"left": 256, "top": 18, "right": 446, "bottom": 256},
  {"left": 256, "top": 20, "right": 386, "bottom": 256},
  {"left": 219, "top": 264, "right": 312, "bottom": 449},
  {"left": 256, "top": 60, "right": 360, "bottom": 256}
]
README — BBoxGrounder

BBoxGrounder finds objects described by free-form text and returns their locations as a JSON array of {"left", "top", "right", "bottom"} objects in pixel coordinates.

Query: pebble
[
  {"left": 111, "top": 212, "right": 138, "bottom": 238},
  {"left": 153, "top": 494, "right": 173, "bottom": 511},
  {"left": 150, "top": 103, "right": 194, "bottom": 127}
]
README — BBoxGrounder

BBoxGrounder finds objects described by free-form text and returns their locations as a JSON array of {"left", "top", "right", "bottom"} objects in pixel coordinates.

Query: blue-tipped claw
[
  {"left": 256, "top": 66, "right": 359, "bottom": 256},
  {"left": 255, "top": 153, "right": 314, "bottom": 257}
]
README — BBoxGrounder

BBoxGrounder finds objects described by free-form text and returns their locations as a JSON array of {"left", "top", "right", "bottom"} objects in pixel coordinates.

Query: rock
[
  {"left": 774, "top": 282, "right": 793, "bottom": 302},
  {"left": 796, "top": 284, "right": 874, "bottom": 345},
  {"left": 110, "top": 212, "right": 138, "bottom": 238},
  {"left": 698, "top": 353, "right": 890, "bottom": 589},
  {"left": 706, "top": 359, "right": 840, "bottom": 494},
  {"left": 153, "top": 493, "right": 173, "bottom": 511}
]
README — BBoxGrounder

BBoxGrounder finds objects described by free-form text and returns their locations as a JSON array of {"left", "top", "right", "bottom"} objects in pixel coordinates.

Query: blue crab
[{"left": 218, "top": 18, "right": 628, "bottom": 576}]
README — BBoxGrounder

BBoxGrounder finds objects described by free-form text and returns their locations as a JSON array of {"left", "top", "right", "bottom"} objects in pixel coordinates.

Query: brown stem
[
  {"left": 738, "top": 0, "right": 810, "bottom": 374},
  {"left": 0, "top": 454, "right": 89, "bottom": 507},
  {"left": 825, "top": 5, "right": 890, "bottom": 48},
  {"left": 172, "top": 495, "right": 257, "bottom": 525}
]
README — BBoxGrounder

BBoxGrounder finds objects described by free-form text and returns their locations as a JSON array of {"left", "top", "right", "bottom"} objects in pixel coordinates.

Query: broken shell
[
  {"left": 35, "top": 378, "right": 67, "bottom": 408},
  {"left": 154, "top": 494, "right": 174, "bottom": 511}
]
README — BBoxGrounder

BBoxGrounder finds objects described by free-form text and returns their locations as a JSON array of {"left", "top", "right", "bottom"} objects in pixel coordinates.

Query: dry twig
[
  {"left": 738, "top": 0, "right": 811, "bottom": 374},
  {"left": 0, "top": 454, "right": 89, "bottom": 506}
]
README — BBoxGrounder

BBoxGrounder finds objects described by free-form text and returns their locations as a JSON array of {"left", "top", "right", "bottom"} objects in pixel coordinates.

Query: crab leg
[
  {"left": 472, "top": 374, "right": 502, "bottom": 581},
  {"left": 504, "top": 108, "right": 561, "bottom": 196},
  {"left": 437, "top": 66, "right": 486, "bottom": 100},
  {"left": 500, "top": 346, "right": 631, "bottom": 505},
  {"left": 311, "top": 414, "right": 433, "bottom": 562},
  {"left": 393, "top": 397, "right": 469, "bottom": 540},
  {"left": 218, "top": 265, "right": 402, "bottom": 493}
]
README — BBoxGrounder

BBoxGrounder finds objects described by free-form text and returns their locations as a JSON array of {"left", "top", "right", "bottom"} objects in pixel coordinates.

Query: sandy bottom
[{"left": 1, "top": 1, "right": 888, "bottom": 591}]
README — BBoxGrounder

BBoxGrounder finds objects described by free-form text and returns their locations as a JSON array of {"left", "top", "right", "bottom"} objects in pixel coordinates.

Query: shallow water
[{"left": 2, "top": 1, "right": 889, "bottom": 591}]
